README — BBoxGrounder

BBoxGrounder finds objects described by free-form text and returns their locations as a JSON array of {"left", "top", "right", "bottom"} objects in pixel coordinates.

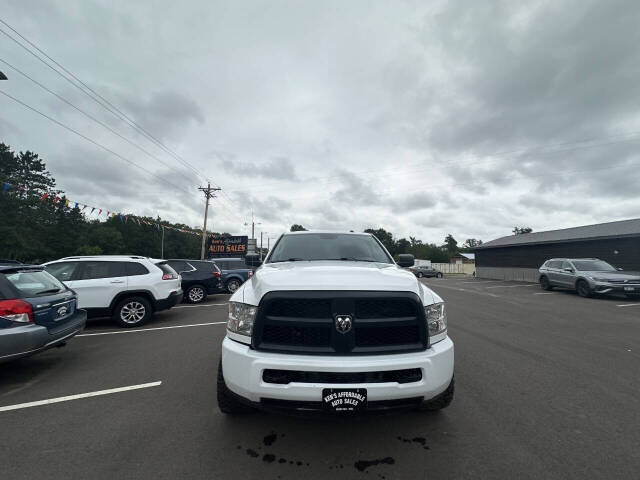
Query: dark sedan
[
  {"left": 0, "top": 264, "right": 86, "bottom": 363},
  {"left": 166, "top": 259, "right": 223, "bottom": 303},
  {"left": 410, "top": 265, "right": 443, "bottom": 278}
]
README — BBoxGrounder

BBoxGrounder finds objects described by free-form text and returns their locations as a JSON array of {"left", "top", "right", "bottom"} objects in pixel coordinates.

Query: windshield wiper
[
  {"left": 330, "top": 258, "right": 378, "bottom": 262},
  {"left": 269, "top": 258, "right": 305, "bottom": 263},
  {"left": 35, "top": 288, "right": 62, "bottom": 295}
]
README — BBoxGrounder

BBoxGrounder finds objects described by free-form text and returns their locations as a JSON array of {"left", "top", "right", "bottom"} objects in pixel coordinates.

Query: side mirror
[
  {"left": 397, "top": 254, "right": 415, "bottom": 268},
  {"left": 245, "top": 253, "right": 261, "bottom": 267}
]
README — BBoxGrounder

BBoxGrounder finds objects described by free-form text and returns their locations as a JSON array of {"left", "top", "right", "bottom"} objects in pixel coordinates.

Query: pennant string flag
[{"left": 0, "top": 182, "right": 205, "bottom": 237}]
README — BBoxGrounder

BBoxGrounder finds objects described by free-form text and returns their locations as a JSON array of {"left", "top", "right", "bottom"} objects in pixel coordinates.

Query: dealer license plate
[
  {"left": 624, "top": 286, "right": 635, "bottom": 291},
  {"left": 322, "top": 388, "right": 367, "bottom": 413}
]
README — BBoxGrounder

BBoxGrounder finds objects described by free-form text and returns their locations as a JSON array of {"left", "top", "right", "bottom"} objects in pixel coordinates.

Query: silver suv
[{"left": 538, "top": 258, "right": 640, "bottom": 298}]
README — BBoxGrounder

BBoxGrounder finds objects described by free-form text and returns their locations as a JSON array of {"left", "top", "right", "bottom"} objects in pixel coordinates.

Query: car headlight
[
  {"left": 228, "top": 302, "right": 257, "bottom": 337},
  {"left": 425, "top": 302, "right": 447, "bottom": 342}
]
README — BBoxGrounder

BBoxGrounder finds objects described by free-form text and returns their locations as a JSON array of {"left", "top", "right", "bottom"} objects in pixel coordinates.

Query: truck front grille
[
  {"left": 262, "top": 368, "right": 423, "bottom": 385},
  {"left": 252, "top": 291, "right": 428, "bottom": 355}
]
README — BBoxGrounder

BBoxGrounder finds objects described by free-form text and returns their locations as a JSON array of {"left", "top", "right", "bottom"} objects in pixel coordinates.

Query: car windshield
[
  {"left": 572, "top": 260, "right": 616, "bottom": 271},
  {"left": 4, "top": 269, "right": 67, "bottom": 296},
  {"left": 267, "top": 233, "right": 392, "bottom": 264}
]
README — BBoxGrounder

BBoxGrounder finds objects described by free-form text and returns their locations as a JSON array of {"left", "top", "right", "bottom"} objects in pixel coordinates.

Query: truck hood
[{"left": 235, "top": 260, "right": 441, "bottom": 305}]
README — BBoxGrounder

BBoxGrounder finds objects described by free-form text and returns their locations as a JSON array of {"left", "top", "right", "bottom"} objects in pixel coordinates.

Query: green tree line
[{"left": 0, "top": 143, "right": 212, "bottom": 263}]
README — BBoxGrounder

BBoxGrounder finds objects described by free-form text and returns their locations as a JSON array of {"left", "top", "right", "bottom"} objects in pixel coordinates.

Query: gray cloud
[{"left": 2, "top": 0, "right": 640, "bottom": 246}]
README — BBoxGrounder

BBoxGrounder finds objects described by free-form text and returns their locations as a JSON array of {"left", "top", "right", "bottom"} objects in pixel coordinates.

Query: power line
[
  {"left": 0, "top": 89, "right": 194, "bottom": 196},
  {"left": 0, "top": 57, "right": 199, "bottom": 187},
  {"left": 0, "top": 19, "right": 246, "bottom": 221},
  {"left": 0, "top": 19, "right": 209, "bottom": 184}
]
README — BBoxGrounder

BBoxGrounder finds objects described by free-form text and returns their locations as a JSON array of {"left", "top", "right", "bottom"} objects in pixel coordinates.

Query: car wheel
[
  {"left": 576, "top": 280, "right": 593, "bottom": 298},
  {"left": 417, "top": 272, "right": 423, "bottom": 278},
  {"left": 186, "top": 285, "right": 207, "bottom": 303},
  {"left": 113, "top": 296, "right": 152, "bottom": 327},
  {"left": 226, "top": 279, "right": 241, "bottom": 294},
  {"left": 540, "top": 276, "right": 553, "bottom": 291},
  {"left": 437, "top": 272, "right": 443, "bottom": 278},
  {"left": 217, "top": 360, "right": 254, "bottom": 414},
  {"left": 419, "top": 376, "right": 454, "bottom": 412}
]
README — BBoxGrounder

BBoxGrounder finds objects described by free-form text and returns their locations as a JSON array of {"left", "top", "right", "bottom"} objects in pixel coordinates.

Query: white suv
[
  {"left": 217, "top": 231, "right": 454, "bottom": 415},
  {"left": 43, "top": 256, "right": 183, "bottom": 327}
]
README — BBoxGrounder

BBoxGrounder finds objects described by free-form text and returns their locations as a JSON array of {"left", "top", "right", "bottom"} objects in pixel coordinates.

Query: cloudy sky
[{"left": 2, "top": 0, "right": 640, "bottom": 245}]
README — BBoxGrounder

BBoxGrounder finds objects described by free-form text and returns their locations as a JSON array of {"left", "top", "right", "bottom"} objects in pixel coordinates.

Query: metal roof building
[{"left": 475, "top": 218, "right": 640, "bottom": 282}]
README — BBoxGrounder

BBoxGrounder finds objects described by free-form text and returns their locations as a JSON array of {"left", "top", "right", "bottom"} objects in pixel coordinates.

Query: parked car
[
  {"left": 208, "top": 257, "right": 255, "bottom": 293},
  {"left": 411, "top": 265, "right": 443, "bottom": 278},
  {"left": 1, "top": 263, "right": 86, "bottom": 363},
  {"left": 43, "top": 256, "right": 182, "bottom": 327},
  {"left": 538, "top": 258, "right": 640, "bottom": 298},
  {"left": 166, "top": 259, "right": 222, "bottom": 303}
]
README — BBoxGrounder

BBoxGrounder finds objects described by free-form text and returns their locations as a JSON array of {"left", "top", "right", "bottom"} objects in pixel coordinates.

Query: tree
[
  {"left": 364, "top": 228, "right": 397, "bottom": 255},
  {"left": 0, "top": 142, "right": 205, "bottom": 262},
  {"left": 396, "top": 238, "right": 410, "bottom": 254},
  {"left": 462, "top": 238, "right": 483, "bottom": 250},
  {"left": 513, "top": 227, "right": 533, "bottom": 235},
  {"left": 443, "top": 234, "right": 458, "bottom": 255},
  {"left": 290, "top": 224, "right": 307, "bottom": 232}
]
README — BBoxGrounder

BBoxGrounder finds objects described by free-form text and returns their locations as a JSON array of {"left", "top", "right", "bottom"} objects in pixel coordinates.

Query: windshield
[
  {"left": 572, "top": 260, "right": 616, "bottom": 271},
  {"left": 5, "top": 269, "right": 67, "bottom": 297},
  {"left": 267, "top": 233, "right": 393, "bottom": 264}
]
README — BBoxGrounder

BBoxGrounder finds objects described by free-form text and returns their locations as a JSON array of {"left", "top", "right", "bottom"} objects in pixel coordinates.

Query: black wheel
[
  {"left": 437, "top": 272, "right": 443, "bottom": 278},
  {"left": 113, "top": 296, "right": 152, "bottom": 327},
  {"left": 540, "top": 276, "right": 552, "bottom": 291},
  {"left": 185, "top": 284, "right": 207, "bottom": 303},
  {"left": 576, "top": 280, "right": 593, "bottom": 298},
  {"left": 419, "top": 376, "right": 454, "bottom": 412},
  {"left": 217, "top": 360, "right": 254, "bottom": 414},
  {"left": 226, "top": 278, "right": 241, "bottom": 294},
  {"left": 417, "top": 272, "right": 423, "bottom": 278}
]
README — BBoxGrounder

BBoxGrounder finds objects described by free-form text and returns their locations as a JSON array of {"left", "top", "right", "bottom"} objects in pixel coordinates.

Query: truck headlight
[
  {"left": 425, "top": 302, "right": 447, "bottom": 342},
  {"left": 228, "top": 302, "right": 257, "bottom": 337}
]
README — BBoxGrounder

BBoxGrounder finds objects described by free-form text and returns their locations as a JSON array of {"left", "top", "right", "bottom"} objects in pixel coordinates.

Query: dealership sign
[{"left": 207, "top": 235, "right": 248, "bottom": 256}]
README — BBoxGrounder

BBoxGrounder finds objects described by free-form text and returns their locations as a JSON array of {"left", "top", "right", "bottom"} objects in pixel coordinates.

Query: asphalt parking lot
[{"left": 2, "top": 279, "right": 639, "bottom": 480}]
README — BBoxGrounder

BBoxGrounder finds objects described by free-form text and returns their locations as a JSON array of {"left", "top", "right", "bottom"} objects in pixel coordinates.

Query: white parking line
[
  {"left": 460, "top": 281, "right": 502, "bottom": 284},
  {"left": 534, "top": 292, "right": 555, "bottom": 295},
  {"left": 486, "top": 284, "right": 537, "bottom": 289},
  {"left": 77, "top": 321, "right": 226, "bottom": 337},
  {"left": 173, "top": 303, "right": 228, "bottom": 309},
  {"left": 0, "top": 381, "right": 162, "bottom": 413},
  {"left": 616, "top": 303, "right": 640, "bottom": 308}
]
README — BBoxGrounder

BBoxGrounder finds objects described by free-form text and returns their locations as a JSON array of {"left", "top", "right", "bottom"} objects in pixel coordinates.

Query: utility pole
[
  {"left": 161, "top": 225, "right": 165, "bottom": 258},
  {"left": 244, "top": 211, "right": 261, "bottom": 240},
  {"left": 260, "top": 231, "right": 264, "bottom": 260},
  {"left": 198, "top": 183, "right": 221, "bottom": 260}
]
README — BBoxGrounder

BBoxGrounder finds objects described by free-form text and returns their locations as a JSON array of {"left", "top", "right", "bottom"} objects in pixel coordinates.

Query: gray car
[
  {"left": 538, "top": 258, "right": 640, "bottom": 298},
  {"left": 0, "top": 264, "right": 86, "bottom": 363}
]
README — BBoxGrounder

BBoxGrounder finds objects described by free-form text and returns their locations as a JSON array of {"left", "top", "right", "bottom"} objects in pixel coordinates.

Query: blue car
[
  {"left": 0, "top": 264, "right": 86, "bottom": 363},
  {"left": 208, "top": 257, "right": 255, "bottom": 293}
]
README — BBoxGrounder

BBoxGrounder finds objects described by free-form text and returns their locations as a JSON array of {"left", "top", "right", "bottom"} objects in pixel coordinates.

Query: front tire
[
  {"left": 437, "top": 273, "right": 443, "bottom": 278},
  {"left": 113, "top": 296, "right": 152, "bottom": 327},
  {"left": 419, "top": 377, "right": 454, "bottom": 412},
  {"left": 540, "top": 276, "right": 552, "bottom": 291},
  {"left": 185, "top": 284, "right": 207, "bottom": 303},
  {"left": 576, "top": 280, "right": 593, "bottom": 298},
  {"left": 417, "top": 272, "right": 423, "bottom": 278},
  {"left": 217, "top": 360, "right": 254, "bottom": 414},
  {"left": 226, "top": 278, "right": 241, "bottom": 294}
]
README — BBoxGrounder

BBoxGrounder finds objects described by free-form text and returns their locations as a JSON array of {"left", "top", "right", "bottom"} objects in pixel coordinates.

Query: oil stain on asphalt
[{"left": 239, "top": 432, "right": 432, "bottom": 474}]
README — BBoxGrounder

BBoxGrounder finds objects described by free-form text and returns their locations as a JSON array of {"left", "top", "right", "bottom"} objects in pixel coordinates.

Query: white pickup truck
[{"left": 217, "top": 231, "right": 454, "bottom": 415}]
